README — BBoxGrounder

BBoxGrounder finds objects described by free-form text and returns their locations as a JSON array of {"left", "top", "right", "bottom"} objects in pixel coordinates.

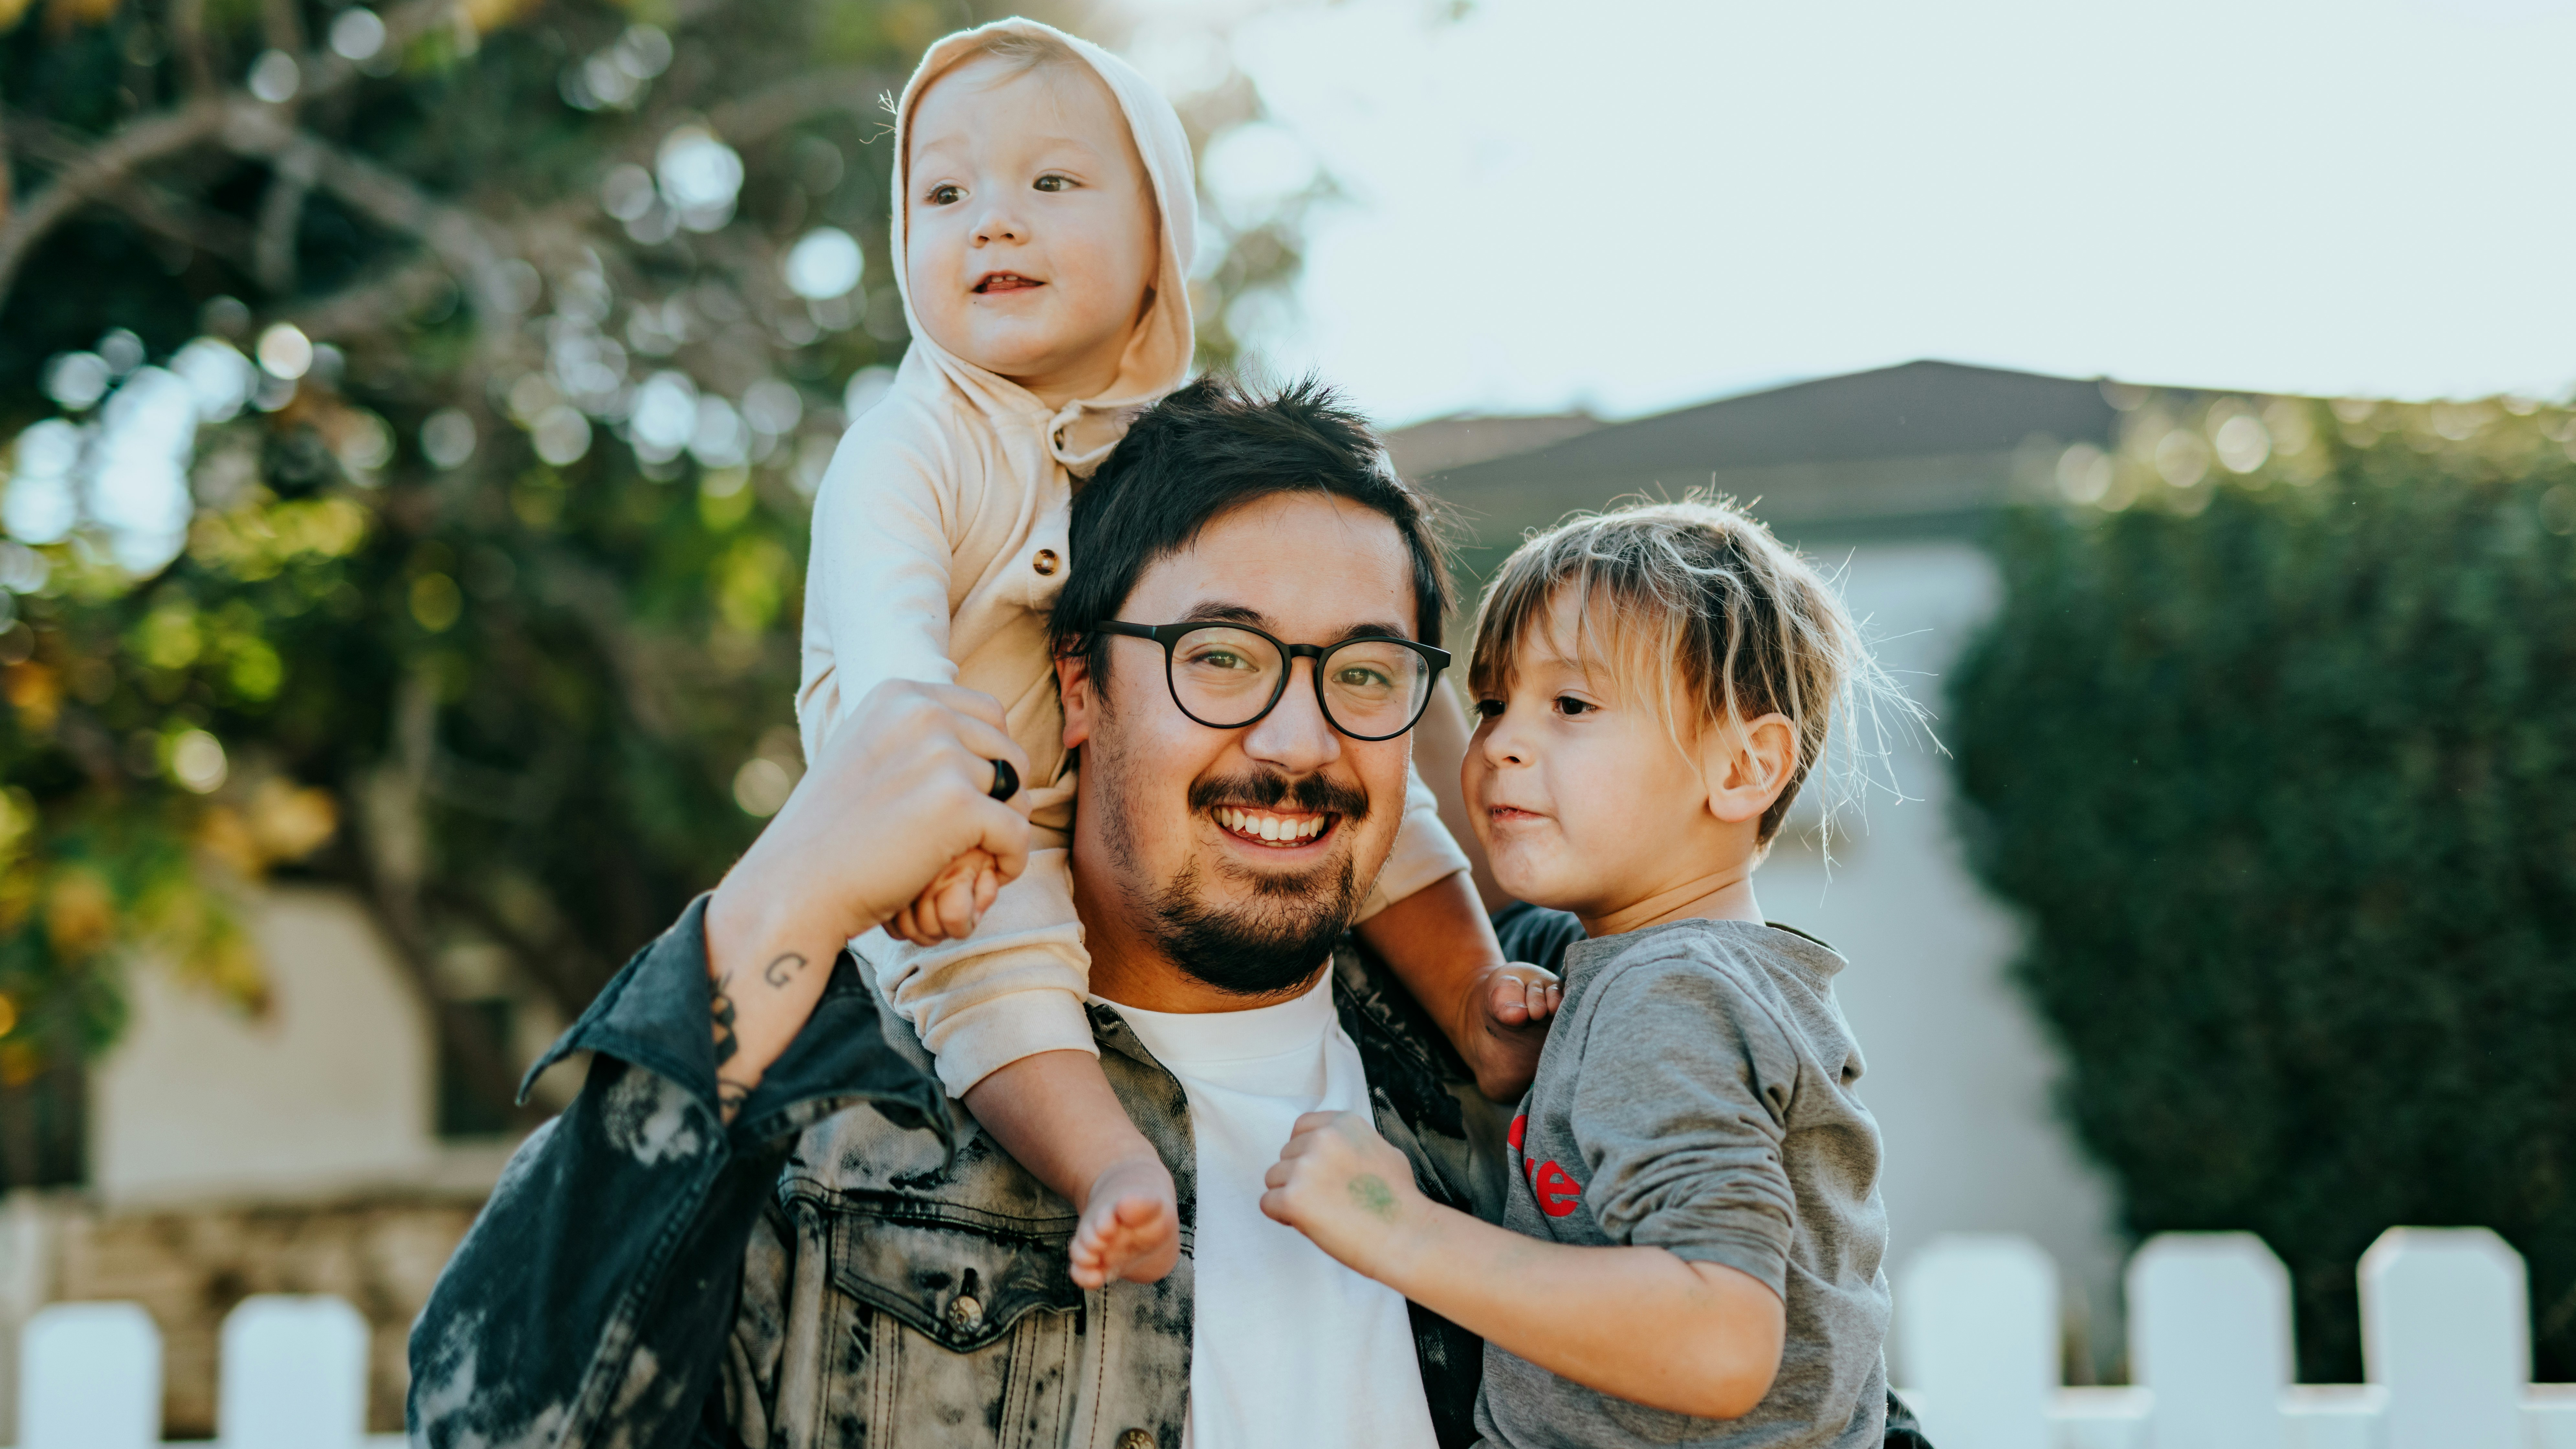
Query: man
[{"left": 409, "top": 377, "right": 1510, "bottom": 1449}]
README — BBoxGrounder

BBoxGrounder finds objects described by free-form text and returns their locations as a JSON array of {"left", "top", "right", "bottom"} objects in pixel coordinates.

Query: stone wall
[{"left": 5, "top": 1191, "right": 483, "bottom": 1436}]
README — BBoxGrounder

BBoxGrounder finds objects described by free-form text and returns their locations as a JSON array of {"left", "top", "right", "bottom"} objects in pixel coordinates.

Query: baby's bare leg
[{"left": 963, "top": 1051, "right": 1179, "bottom": 1289}]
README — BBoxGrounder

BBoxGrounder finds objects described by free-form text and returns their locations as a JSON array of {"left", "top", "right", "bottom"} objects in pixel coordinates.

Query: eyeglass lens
[{"left": 1168, "top": 625, "right": 1432, "bottom": 737}]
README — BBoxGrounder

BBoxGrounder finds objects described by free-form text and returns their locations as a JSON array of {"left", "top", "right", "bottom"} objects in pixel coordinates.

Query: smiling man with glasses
[{"left": 411, "top": 376, "right": 1519, "bottom": 1449}]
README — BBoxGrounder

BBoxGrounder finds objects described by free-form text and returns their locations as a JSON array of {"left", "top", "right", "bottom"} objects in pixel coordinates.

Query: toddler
[
  {"left": 800, "top": 19, "right": 1551, "bottom": 1290},
  {"left": 1263, "top": 499, "right": 1903, "bottom": 1448}
]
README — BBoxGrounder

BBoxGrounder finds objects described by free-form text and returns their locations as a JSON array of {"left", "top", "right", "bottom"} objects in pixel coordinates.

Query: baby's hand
[
  {"left": 1260, "top": 1110, "right": 1424, "bottom": 1279},
  {"left": 887, "top": 849, "right": 1000, "bottom": 946},
  {"left": 1070, "top": 1153, "right": 1180, "bottom": 1290},
  {"left": 1470, "top": 961, "right": 1562, "bottom": 1103}
]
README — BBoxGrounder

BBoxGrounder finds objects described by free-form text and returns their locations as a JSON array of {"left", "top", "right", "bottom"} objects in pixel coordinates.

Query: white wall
[
  {"left": 88, "top": 888, "right": 441, "bottom": 1207},
  {"left": 1756, "top": 539, "right": 2127, "bottom": 1381}
]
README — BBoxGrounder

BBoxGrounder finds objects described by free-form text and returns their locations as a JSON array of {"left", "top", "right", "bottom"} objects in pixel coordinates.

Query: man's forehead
[{"left": 1125, "top": 492, "right": 1418, "bottom": 637}]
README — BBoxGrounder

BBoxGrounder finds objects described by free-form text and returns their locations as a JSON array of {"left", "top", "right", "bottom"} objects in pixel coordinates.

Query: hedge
[{"left": 1950, "top": 394, "right": 2576, "bottom": 1381}]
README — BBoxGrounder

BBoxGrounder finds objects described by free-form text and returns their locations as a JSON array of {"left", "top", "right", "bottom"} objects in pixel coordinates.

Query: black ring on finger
[{"left": 987, "top": 758, "right": 1018, "bottom": 802}]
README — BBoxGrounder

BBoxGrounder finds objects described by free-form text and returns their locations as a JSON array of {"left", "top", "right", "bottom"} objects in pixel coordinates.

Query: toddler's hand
[
  {"left": 1470, "top": 961, "right": 1561, "bottom": 1103},
  {"left": 1260, "top": 1110, "right": 1424, "bottom": 1279},
  {"left": 888, "top": 849, "right": 1000, "bottom": 946},
  {"left": 1070, "top": 1152, "right": 1180, "bottom": 1290}
]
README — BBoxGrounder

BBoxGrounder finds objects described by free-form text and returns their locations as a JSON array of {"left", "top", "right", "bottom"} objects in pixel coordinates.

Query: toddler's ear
[{"left": 1700, "top": 713, "right": 1797, "bottom": 827}]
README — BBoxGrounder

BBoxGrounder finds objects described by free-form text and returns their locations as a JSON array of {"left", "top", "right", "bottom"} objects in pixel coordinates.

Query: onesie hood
[{"left": 887, "top": 18, "right": 1197, "bottom": 473}]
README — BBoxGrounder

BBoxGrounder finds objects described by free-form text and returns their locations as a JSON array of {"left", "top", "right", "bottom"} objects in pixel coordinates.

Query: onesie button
[
  {"left": 947, "top": 1294, "right": 984, "bottom": 1335},
  {"left": 1116, "top": 1432, "right": 1154, "bottom": 1449},
  {"left": 1033, "top": 549, "right": 1059, "bottom": 576}
]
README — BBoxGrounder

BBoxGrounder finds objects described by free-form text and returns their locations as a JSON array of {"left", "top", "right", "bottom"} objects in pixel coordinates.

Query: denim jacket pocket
[{"left": 826, "top": 1196, "right": 1086, "bottom": 1449}]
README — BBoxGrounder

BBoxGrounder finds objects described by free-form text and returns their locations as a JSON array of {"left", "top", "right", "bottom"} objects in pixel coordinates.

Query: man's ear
[
  {"left": 1057, "top": 648, "right": 1097, "bottom": 750},
  {"left": 1700, "top": 713, "right": 1797, "bottom": 827}
]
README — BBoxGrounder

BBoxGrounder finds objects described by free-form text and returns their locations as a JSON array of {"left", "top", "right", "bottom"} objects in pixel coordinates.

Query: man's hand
[
  {"left": 1260, "top": 1110, "right": 1428, "bottom": 1281},
  {"left": 703, "top": 681, "right": 1033, "bottom": 1119}
]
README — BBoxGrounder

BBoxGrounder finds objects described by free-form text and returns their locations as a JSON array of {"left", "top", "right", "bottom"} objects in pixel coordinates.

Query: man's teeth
[{"left": 1218, "top": 808, "right": 1326, "bottom": 842}]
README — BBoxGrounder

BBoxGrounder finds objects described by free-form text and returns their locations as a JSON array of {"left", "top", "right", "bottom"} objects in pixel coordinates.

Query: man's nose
[{"left": 1240, "top": 659, "right": 1343, "bottom": 775}]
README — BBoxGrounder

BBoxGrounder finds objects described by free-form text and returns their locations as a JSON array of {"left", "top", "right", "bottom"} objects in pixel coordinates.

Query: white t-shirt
[{"left": 1105, "top": 972, "right": 1441, "bottom": 1449}]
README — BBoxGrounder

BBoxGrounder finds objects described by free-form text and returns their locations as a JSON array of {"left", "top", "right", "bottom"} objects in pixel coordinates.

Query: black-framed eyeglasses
[{"left": 1094, "top": 620, "right": 1450, "bottom": 742}]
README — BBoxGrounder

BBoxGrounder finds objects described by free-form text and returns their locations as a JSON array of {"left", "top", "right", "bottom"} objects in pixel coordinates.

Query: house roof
[{"left": 1411, "top": 359, "right": 2138, "bottom": 550}]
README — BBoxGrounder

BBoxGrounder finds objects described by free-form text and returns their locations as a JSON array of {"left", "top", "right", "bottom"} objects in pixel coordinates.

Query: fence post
[
  {"left": 220, "top": 1294, "right": 372, "bottom": 1449},
  {"left": 2129, "top": 1232, "right": 2291, "bottom": 1449},
  {"left": 20, "top": 1301, "right": 161, "bottom": 1449},
  {"left": 2359, "top": 1227, "right": 2526, "bottom": 1449},
  {"left": 1899, "top": 1234, "right": 2059, "bottom": 1449}
]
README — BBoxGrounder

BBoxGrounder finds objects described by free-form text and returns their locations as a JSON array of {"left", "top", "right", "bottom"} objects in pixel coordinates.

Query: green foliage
[
  {"left": 0, "top": 0, "right": 1310, "bottom": 1166},
  {"left": 1952, "top": 393, "right": 2576, "bottom": 1380}
]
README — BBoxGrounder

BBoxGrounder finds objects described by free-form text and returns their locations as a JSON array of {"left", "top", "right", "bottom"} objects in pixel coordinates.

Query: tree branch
[{"left": 0, "top": 98, "right": 230, "bottom": 302}]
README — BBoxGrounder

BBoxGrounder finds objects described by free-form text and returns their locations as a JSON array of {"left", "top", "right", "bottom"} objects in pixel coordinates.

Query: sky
[{"left": 1129, "top": 0, "right": 2576, "bottom": 427}]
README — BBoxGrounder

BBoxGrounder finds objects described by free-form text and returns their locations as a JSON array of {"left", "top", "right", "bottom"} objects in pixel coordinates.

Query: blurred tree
[
  {"left": 1952, "top": 391, "right": 2576, "bottom": 1379},
  {"left": 0, "top": 0, "right": 1321, "bottom": 1177}
]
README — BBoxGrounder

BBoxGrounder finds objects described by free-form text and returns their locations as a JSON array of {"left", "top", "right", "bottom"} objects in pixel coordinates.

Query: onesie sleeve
[
  {"left": 858, "top": 847, "right": 1094, "bottom": 1098},
  {"left": 796, "top": 401, "right": 967, "bottom": 765},
  {"left": 1566, "top": 953, "right": 1802, "bottom": 1297},
  {"left": 1354, "top": 758, "right": 1472, "bottom": 921}
]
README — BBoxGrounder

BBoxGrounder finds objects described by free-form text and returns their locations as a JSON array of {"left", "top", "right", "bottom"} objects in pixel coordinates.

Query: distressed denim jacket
[{"left": 409, "top": 895, "right": 1513, "bottom": 1449}]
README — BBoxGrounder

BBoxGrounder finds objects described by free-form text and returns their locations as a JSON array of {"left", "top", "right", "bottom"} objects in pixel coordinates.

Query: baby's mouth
[
  {"left": 973, "top": 272, "right": 1043, "bottom": 293},
  {"left": 1212, "top": 806, "right": 1336, "bottom": 849}
]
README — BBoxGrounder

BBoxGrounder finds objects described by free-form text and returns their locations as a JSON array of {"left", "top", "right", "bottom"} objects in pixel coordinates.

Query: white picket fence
[
  {"left": 13, "top": 1225, "right": 2574, "bottom": 1448},
  {"left": 1901, "top": 1227, "right": 2576, "bottom": 1449}
]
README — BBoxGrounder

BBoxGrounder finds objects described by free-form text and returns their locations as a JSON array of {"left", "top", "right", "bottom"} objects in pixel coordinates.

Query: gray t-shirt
[{"left": 1474, "top": 918, "right": 1891, "bottom": 1449}]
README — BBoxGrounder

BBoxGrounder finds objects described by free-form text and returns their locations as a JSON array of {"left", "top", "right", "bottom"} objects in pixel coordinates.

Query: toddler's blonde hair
[{"left": 1466, "top": 495, "right": 1915, "bottom": 853}]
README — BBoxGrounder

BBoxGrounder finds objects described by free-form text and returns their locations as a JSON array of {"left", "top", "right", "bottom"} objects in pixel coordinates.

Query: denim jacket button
[
  {"left": 1116, "top": 1432, "right": 1153, "bottom": 1449},
  {"left": 946, "top": 1293, "right": 984, "bottom": 1336}
]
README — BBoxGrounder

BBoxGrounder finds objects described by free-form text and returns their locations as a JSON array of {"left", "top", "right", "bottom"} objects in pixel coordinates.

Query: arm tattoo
[
  {"left": 710, "top": 970, "right": 740, "bottom": 1069},
  {"left": 763, "top": 951, "right": 809, "bottom": 989}
]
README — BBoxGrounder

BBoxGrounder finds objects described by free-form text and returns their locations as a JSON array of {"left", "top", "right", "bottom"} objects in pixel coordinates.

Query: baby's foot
[
  {"left": 1069, "top": 1153, "right": 1180, "bottom": 1290},
  {"left": 1472, "top": 962, "right": 1562, "bottom": 1103}
]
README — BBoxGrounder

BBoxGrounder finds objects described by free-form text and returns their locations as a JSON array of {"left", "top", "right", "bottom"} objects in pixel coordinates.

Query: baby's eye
[
  {"left": 1033, "top": 173, "right": 1073, "bottom": 192},
  {"left": 926, "top": 183, "right": 963, "bottom": 205},
  {"left": 1553, "top": 696, "right": 1595, "bottom": 717},
  {"left": 1473, "top": 698, "right": 1505, "bottom": 720}
]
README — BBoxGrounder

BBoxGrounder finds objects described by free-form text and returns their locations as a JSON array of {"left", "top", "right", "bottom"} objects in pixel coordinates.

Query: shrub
[{"left": 1952, "top": 394, "right": 2576, "bottom": 1381}]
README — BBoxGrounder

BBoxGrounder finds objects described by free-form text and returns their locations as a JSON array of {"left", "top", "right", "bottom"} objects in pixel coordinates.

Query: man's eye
[
  {"left": 1033, "top": 173, "right": 1072, "bottom": 192},
  {"left": 926, "top": 183, "right": 963, "bottom": 205},
  {"left": 1554, "top": 696, "right": 1594, "bottom": 717},
  {"left": 1190, "top": 649, "right": 1253, "bottom": 672}
]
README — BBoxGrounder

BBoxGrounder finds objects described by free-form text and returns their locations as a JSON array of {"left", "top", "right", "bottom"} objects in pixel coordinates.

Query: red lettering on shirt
[
  {"left": 1525, "top": 1158, "right": 1584, "bottom": 1218},
  {"left": 1508, "top": 1113, "right": 1527, "bottom": 1152}
]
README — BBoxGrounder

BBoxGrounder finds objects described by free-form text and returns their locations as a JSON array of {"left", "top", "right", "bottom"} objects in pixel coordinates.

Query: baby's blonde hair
[{"left": 1467, "top": 496, "right": 1914, "bottom": 852}]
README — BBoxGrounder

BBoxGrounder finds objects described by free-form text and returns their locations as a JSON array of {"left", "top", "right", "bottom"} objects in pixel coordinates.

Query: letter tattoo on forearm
[{"left": 763, "top": 951, "right": 808, "bottom": 988}]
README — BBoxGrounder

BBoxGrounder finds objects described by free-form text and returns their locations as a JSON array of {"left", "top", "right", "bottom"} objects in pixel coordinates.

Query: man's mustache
[{"left": 1187, "top": 769, "right": 1371, "bottom": 822}]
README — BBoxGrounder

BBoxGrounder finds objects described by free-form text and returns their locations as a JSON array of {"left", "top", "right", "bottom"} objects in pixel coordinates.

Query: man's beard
[{"left": 1112, "top": 763, "right": 1375, "bottom": 999}]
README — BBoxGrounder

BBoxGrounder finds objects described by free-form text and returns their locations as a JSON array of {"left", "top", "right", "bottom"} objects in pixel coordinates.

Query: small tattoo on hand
[{"left": 1348, "top": 1174, "right": 1399, "bottom": 1222}]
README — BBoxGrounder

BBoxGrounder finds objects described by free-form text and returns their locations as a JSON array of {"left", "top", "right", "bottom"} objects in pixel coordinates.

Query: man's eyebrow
[
  {"left": 1178, "top": 602, "right": 1270, "bottom": 628},
  {"left": 1171, "top": 605, "right": 1418, "bottom": 643}
]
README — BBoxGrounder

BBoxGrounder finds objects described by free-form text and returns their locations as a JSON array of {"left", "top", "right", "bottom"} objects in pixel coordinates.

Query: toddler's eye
[
  {"left": 1473, "top": 698, "right": 1504, "bottom": 720},
  {"left": 1553, "top": 696, "right": 1595, "bottom": 717},
  {"left": 1033, "top": 173, "right": 1073, "bottom": 192},
  {"left": 926, "top": 183, "right": 963, "bottom": 205}
]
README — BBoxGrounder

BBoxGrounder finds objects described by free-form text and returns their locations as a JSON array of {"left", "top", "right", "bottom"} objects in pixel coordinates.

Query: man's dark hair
[{"left": 1052, "top": 375, "right": 1453, "bottom": 681}]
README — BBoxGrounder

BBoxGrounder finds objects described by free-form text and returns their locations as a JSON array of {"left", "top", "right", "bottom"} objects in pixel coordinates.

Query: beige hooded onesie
[{"left": 798, "top": 18, "right": 1469, "bottom": 1098}]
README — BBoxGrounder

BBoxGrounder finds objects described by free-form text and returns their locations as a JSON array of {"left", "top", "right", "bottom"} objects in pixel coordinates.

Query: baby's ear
[{"left": 1700, "top": 714, "right": 1797, "bottom": 827}]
